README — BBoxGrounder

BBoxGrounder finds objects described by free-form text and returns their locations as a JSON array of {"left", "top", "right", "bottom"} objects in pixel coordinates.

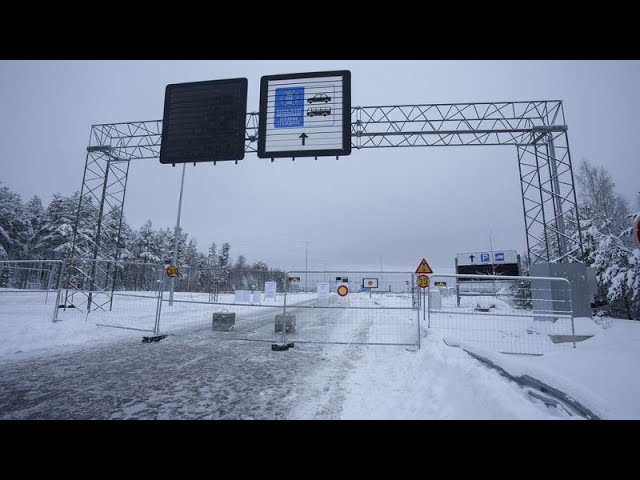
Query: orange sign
[
  {"left": 417, "top": 275, "right": 430, "bottom": 288},
  {"left": 415, "top": 258, "right": 433, "bottom": 274}
]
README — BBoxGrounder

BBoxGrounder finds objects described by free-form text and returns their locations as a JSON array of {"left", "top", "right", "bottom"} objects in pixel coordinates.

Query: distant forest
[{"left": 0, "top": 184, "right": 283, "bottom": 291}]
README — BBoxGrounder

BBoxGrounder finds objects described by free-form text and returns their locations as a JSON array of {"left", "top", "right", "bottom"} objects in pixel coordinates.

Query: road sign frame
[
  {"left": 257, "top": 70, "right": 351, "bottom": 159},
  {"left": 160, "top": 78, "right": 248, "bottom": 165}
]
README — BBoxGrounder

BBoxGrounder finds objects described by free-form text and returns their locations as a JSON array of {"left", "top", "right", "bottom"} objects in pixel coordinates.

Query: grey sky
[{"left": 1, "top": 60, "right": 638, "bottom": 272}]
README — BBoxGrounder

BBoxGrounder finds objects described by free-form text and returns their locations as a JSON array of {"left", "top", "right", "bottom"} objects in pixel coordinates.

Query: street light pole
[{"left": 169, "top": 163, "right": 187, "bottom": 306}]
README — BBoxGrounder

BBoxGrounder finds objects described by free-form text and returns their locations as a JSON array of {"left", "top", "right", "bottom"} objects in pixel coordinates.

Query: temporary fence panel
[
  {"left": 427, "top": 273, "right": 575, "bottom": 355},
  {"left": 57, "top": 259, "right": 164, "bottom": 332},
  {"left": 0, "top": 260, "right": 63, "bottom": 321},
  {"left": 157, "top": 268, "right": 288, "bottom": 342},
  {"left": 282, "top": 271, "right": 420, "bottom": 347}
]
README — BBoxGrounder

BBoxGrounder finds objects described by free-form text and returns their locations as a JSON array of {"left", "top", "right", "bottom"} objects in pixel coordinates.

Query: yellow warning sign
[
  {"left": 417, "top": 275, "right": 430, "bottom": 288},
  {"left": 165, "top": 265, "right": 180, "bottom": 278},
  {"left": 415, "top": 258, "right": 433, "bottom": 274}
]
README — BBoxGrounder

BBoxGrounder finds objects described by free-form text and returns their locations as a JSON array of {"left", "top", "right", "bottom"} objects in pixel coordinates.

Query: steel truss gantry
[{"left": 68, "top": 101, "right": 582, "bottom": 311}]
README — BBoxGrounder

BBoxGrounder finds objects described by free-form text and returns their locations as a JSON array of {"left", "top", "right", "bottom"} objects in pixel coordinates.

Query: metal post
[
  {"left": 282, "top": 276, "right": 288, "bottom": 345},
  {"left": 52, "top": 260, "right": 65, "bottom": 322},
  {"left": 87, "top": 157, "right": 112, "bottom": 313},
  {"left": 109, "top": 156, "right": 131, "bottom": 311},
  {"left": 417, "top": 280, "right": 421, "bottom": 348},
  {"left": 423, "top": 288, "right": 427, "bottom": 327},
  {"left": 154, "top": 275, "right": 165, "bottom": 336},
  {"left": 169, "top": 163, "right": 187, "bottom": 306},
  {"left": 411, "top": 275, "right": 415, "bottom": 308},
  {"left": 548, "top": 135, "right": 567, "bottom": 261},
  {"left": 300, "top": 241, "right": 311, "bottom": 293},
  {"left": 455, "top": 258, "right": 461, "bottom": 307}
]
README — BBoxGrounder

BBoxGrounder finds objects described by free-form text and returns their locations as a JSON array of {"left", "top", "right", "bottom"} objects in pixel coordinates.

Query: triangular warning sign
[{"left": 415, "top": 258, "right": 433, "bottom": 274}]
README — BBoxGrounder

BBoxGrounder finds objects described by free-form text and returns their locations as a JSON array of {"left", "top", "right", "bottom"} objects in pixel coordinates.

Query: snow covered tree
[
  {"left": 24, "top": 196, "right": 46, "bottom": 258},
  {"left": 575, "top": 160, "right": 639, "bottom": 319},
  {"left": 37, "top": 193, "right": 80, "bottom": 259},
  {"left": 207, "top": 242, "right": 217, "bottom": 267},
  {"left": 592, "top": 233, "right": 639, "bottom": 319},
  {"left": 577, "top": 160, "right": 631, "bottom": 238},
  {"left": 0, "top": 184, "right": 31, "bottom": 259},
  {"left": 218, "top": 242, "right": 232, "bottom": 289},
  {"left": 129, "top": 221, "right": 159, "bottom": 264},
  {"left": 184, "top": 238, "right": 201, "bottom": 267}
]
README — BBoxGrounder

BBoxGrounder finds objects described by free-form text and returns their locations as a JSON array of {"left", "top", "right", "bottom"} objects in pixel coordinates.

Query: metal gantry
[{"left": 68, "top": 101, "right": 583, "bottom": 311}]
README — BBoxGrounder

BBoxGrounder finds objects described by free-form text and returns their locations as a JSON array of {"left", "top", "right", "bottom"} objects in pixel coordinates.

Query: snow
[
  {"left": 1, "top": 289, "right": 639, "bottom": 419},
  {"left": 455, "top": 318, "right": 640, "bottom": 419}
]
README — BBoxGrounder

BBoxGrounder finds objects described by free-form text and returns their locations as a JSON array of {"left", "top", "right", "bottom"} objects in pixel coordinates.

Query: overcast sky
[{"left": 1, "top": 60, "right": 638, "bottom": 272}]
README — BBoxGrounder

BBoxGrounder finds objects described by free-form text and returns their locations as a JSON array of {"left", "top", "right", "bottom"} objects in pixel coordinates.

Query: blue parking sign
[
  {"left": 494, "top": 252, "right": 505, "bottom": 262},
  {"left": 480, "top": 253, "right": 490, "bottom": 263}
]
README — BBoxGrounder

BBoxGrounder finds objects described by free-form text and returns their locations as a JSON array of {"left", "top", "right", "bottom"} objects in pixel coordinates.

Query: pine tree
[
  {"left": 0, "top": 184, "right": 31, "bottom": 259},
  {"left": 575, "top": 161, "right": 639, "bottom": 319},
  {"left": 207, "top": 242, "right": 217, "bottom": 266},
  {"left": 24, "top": 196, "right": 46, "bottom": 258},
  {"left": 218, "top": 242, "right": 232, "bottom": 290},
  {"left": 37, "top": 193, "right": 80, "bottom": 259}
]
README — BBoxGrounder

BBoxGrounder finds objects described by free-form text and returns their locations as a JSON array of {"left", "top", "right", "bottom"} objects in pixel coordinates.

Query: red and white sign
[
  {"left": 337, "top": 284, "right": 349, "bottom": 297},
  {"left": 634, "top": 215, "right": 640, "bottom": 247}
]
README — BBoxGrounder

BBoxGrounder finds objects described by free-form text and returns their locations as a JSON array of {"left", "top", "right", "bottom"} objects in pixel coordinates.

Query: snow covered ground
[{"left": 0, "top": 289, "right": 638, "bottom": 419}]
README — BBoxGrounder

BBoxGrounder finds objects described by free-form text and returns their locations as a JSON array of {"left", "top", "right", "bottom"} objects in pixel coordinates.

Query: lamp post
[{"left": 169, "top": 163, "right": 187, "bottom": 306}]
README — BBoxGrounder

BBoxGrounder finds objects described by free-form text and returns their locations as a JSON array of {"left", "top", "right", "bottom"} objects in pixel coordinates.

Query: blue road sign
[
  {"left": 480, "top": 253, "right": 490, "bottom": 263},
  {"left": 274, "top": 87, "right": 304, "bottom": 128},
  {"left": 494, "top": 252, "right": 505, "bottom": 262}
]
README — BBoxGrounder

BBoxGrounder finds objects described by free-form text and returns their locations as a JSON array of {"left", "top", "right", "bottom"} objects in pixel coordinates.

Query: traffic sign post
[
  {"left": 417, "top": 275, "right": 430, "bottom": 326},
  {"left": 415, "top": 259, "right": 433, "bottom": 325}
]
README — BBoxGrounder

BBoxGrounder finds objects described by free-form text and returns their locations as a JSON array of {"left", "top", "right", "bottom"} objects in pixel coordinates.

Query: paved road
[{"left": 0, "top": 330, "right": 332, "bottom": 419}]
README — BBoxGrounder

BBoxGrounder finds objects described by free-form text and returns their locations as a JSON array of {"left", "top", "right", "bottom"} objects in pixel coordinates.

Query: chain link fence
[{"left": 427, "top": 273, "right": 575, "bottom": 355}]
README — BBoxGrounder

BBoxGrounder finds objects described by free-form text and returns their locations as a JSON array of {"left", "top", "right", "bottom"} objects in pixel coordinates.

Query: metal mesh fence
[
  {"left": 427, "top": 273, "right": 575, "bottom": 355},
  {"left": 56, "top": 259, "right": 163, "bottom": 331},
  {"left": 157, "top": 268, "right": 289, "bottom": 342},
  {"left": 0, "top": 260, "right": 63, "bottom": 321},
  {"left": 282, "top": 271, "right": 420, "bottom": 346}
]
